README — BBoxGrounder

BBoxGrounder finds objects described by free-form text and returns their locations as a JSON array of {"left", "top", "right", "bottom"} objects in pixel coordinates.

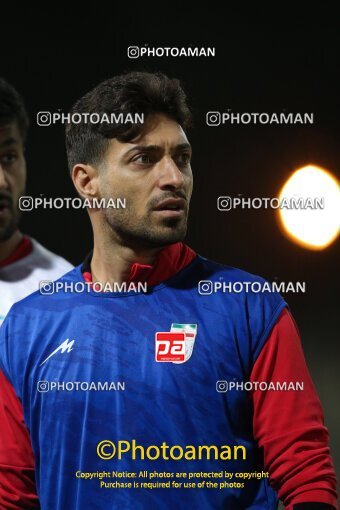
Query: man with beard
[
  {"left": 0, "top": 78, "right": 72, "bottom": 325},
  {"left": 0, "top": 72, "right": 337, "bottom": 509}
]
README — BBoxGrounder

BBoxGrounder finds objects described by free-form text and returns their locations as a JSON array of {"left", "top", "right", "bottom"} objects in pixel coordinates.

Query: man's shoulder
[
  {"left": 2, "top": 263, "right": 81, "bottom": 322},
  {"left": 192, "top": 255, "right": 286, "bottom": 312},
  {"left": 194, "top": 254, "right": 270, "bottom": 284},
  {"left": 29, "top": 238, "right": 73, "bottom": 272}
]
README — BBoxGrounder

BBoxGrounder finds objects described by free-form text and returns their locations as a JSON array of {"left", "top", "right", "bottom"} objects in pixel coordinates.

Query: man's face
[
  {"left": 97, "top": 114, "right": 193, "bottom": 249},
  {"left": 0, "top": 123, "right": 26, "bottom": 241}
]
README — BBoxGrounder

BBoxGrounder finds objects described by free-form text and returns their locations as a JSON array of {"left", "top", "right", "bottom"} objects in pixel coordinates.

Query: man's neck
[
  {"left": 91, "top": 238, "right": 163, "bottom": 285},
  {"left": 0, "top": 231, "right": 23, "bottom": 264}
]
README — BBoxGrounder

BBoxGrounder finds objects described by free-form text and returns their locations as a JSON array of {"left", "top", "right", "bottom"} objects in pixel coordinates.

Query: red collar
[
  {"left": 0, "top": 236, "right": 33, "bottom": 268},
  {"left": 83, "top": 242, "right": 196, "bottom": 287}
]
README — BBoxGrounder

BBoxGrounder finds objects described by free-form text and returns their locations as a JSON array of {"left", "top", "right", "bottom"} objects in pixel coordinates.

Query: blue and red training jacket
[{"left": 0, "top": 242, "right": 337, "bottom": 509}]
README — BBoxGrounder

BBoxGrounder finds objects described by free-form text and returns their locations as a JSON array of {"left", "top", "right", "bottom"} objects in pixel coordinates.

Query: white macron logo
[{"left": 40, "top": 339, "right": 75, "bottom": 366}]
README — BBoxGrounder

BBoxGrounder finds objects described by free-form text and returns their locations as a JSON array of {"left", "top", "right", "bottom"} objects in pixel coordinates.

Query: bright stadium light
[{"left": 278, "top": 165, "right": 340, "bottom": 250}]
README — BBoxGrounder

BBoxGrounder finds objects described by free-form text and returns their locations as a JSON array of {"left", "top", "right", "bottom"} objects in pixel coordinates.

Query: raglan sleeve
[
  {"left": 0, "top": 313, "right": 40, "bottom": 509},
  {"left": 251, "top": 308, "right": 338, "bottom": 510}
]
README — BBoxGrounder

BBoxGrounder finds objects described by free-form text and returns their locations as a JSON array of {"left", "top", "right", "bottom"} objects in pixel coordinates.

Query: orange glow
[{"left": 277, "top": 165, "right": 339, "bottom": 250}]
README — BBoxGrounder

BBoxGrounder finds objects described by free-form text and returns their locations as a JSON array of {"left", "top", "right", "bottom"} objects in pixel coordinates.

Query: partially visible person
[{"left": 0, "top": 78, "right": 73, "bottom": 325}]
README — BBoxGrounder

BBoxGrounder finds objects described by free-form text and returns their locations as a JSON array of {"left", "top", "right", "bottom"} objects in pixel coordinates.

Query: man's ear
[{"left": 72, "top": 164, "right": 99, "bottom": 200}]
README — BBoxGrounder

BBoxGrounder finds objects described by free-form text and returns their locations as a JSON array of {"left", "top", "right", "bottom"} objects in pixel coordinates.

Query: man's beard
[
  {"left": 0, "top": 192, "right": 20, "bottom": 242},
  {"left": 103, "top": 208, "right": 189, "bottom": 250},
  {"left": 0, "top": 212, "right": 19, "bottom": 241}
]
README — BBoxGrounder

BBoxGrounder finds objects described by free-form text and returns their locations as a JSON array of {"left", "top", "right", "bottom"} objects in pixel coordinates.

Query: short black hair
[
  {"left": 0, "top": 78, "right": 29, "bottom": 142},
  {"left": 65, "top": 71, "right": 193, "bottom": 173}
]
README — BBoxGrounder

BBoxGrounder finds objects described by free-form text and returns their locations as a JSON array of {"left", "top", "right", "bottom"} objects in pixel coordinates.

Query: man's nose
[{"left": 158, "top": 157, "right": 185, "bottom": 189}]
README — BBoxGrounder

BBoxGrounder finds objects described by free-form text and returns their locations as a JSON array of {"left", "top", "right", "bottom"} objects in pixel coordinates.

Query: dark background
[{"left": 2, "top": 10, "right": 339, "bottom": 482}]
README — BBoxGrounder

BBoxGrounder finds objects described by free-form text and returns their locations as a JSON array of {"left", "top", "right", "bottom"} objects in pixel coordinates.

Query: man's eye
[
  {"left": 176, "top": 153, "right": 191, "bottom": 165},
  {"left": 0, "top": 153, "right": 17, "bottom": 165},
  {"left": 133, "top": 154, "right": 151, "bottom": 165}
]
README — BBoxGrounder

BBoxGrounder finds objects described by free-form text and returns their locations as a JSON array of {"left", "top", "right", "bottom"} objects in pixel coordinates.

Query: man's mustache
[{"left": 149, "top": 191, "right": 188, "bottom": 210}]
